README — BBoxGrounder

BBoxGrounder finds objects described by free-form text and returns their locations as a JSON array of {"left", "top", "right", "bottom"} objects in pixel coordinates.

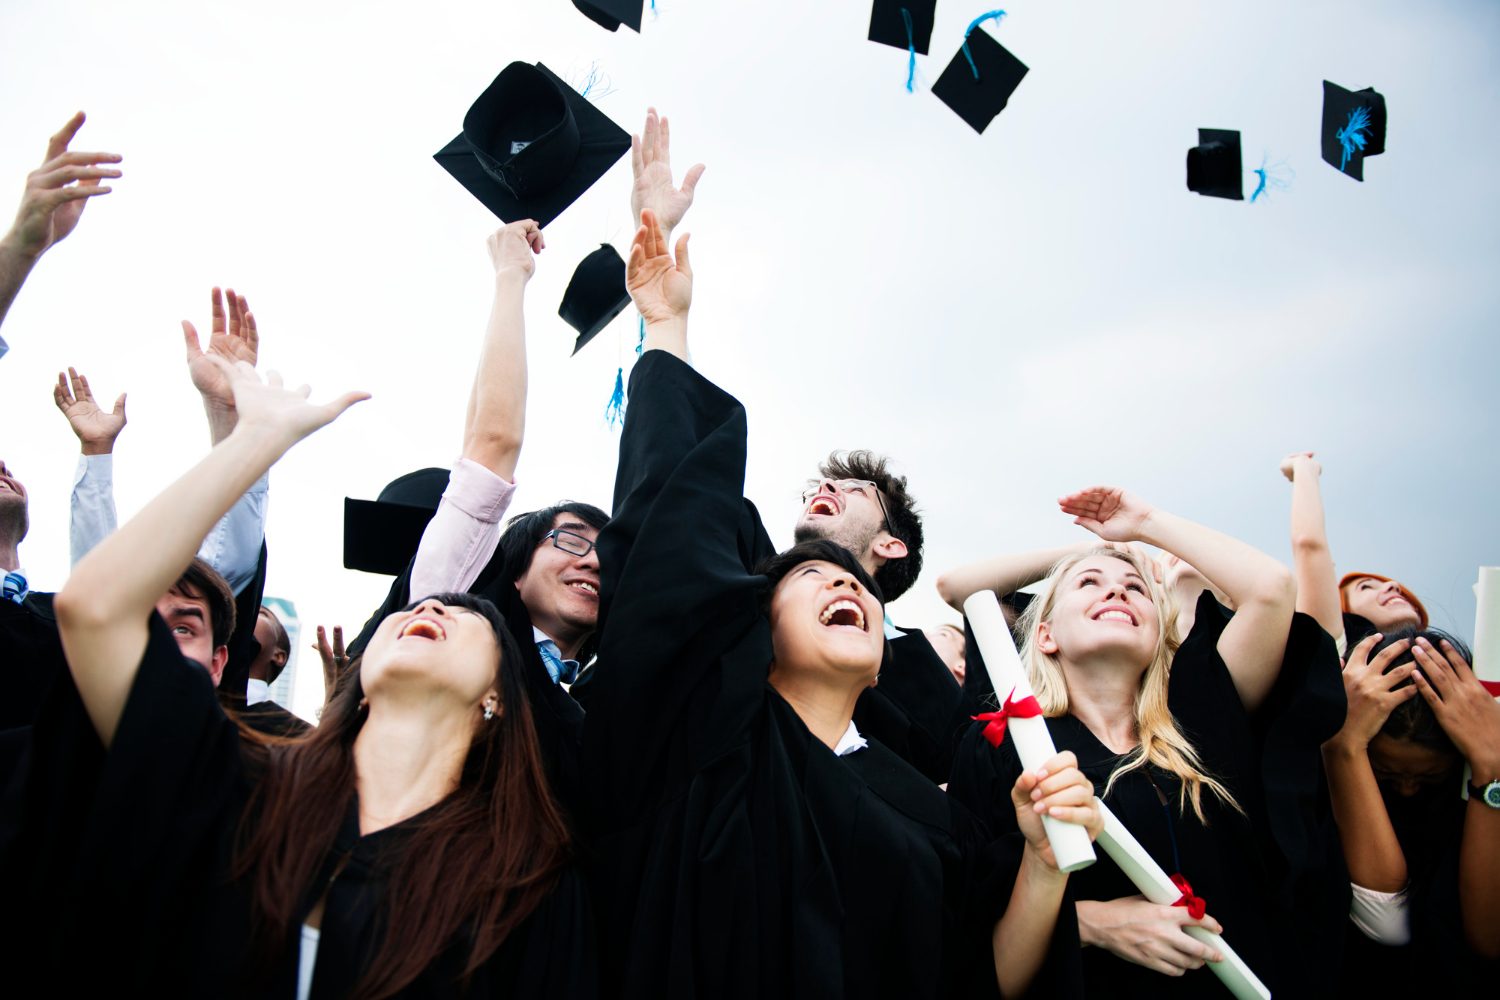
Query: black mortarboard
[
  {"left": 1321, "top": 81, "right": 1386, "bottom": 181},
  {"left": 573, "top": 0, "right": 643, "bottom": 33},
  {"left": 434, "top": 62, "right": 631, "bottom": 228},
  {"left": 343, "top": 468, "right": 449, "bottom": 575},
  {"left": 931, "top": 24, "right": 1029, "bottom": 134},
  {"left": 560, "top": 244, "right": 631, "bottom": 355},
  {"left": 869, "top": 0, "right": 935, "bottom": 55},
  {"left": 1186, "top": 128, "right": 1243, "bottom": 200}
]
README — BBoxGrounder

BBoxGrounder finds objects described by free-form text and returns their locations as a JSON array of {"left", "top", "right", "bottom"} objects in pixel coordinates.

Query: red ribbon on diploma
[
  {"left": 1171, "top": 874, "right": 1207, "bottom": 920},
  {"left": 1481, "top": 680, "right": 1500, "bottom": 698},
  {"left": 973, "top": 688, "right": 1043, "bottom": 748}
]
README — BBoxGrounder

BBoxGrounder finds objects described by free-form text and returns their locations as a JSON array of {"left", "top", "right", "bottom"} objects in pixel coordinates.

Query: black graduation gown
[
  {"left": 238, "top": 697, "right": 313, "bottom": 737},
  {"left": 949, "top": 591, "right": 1349, "bottom": 999},
  {"left": 0, "top": 613, "right": 597, "bottom": 997},
  {"left": 583, "top": 351, "right": 1078, "bottom": 1000}
]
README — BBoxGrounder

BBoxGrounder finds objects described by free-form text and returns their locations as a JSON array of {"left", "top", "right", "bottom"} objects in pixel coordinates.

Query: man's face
[
  {"left": 792, "top": 479, "right": 889, "bottom": 567},
  {"left": 514, "top": 514, "right": 601, "bottom": 644},
  {"left": 155, "top": 586, "right": 227, "bottom": 686},
  {"left": 251, "top": 607, "right": 287, "bottom": 682},
  {"left": 0, "top": 460, "right": 30, "bottom": 546}
]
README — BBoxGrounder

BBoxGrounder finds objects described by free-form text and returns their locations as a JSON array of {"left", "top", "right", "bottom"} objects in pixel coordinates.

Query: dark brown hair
[
  {"left": 816, "top": 450, "right": 923, "bottom": 601},
  {"left": 172, "top": 556, "right": 237, "bottom": 648},
  {"left": 233, "top": 592, "right": 572, "bottom": 998}
]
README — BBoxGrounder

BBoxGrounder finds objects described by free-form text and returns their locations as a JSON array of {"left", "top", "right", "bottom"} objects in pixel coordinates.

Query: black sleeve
[
  {"left": 219, "top": 540, "right": 269, "bottom": 702},
  {"left": 854, "top": 629, "right": 965, "bottom": 783}
]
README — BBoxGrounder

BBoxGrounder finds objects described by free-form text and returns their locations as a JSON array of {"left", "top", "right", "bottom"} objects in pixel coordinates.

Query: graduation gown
[
  {"left": 949, "top": 591, "right": 1349, "bottom": 999},
  {"left": 0, "top": 613, "right": 596, "bottom": 997},
  {"left": 582, "top": 351, "right": 1078, "bottom": 1000}
]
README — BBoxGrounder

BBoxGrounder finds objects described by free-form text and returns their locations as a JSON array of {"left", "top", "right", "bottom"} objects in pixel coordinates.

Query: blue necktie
[
  {"left": 2, "top": 570, "right": 28, "bottom": 605},
  {"left": 537, "top": 640, "right": 580, "bottom": 685}
]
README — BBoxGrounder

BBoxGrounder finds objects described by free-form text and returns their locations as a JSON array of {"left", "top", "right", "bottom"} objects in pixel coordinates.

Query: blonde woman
[{"left": 941, "top": 486, "right": 1347, "bottom": 999}]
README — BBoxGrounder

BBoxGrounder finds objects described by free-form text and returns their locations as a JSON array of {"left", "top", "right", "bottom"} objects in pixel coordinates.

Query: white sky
[{"left": 2, "top": 1, "right": 1496, "bottom": 719}]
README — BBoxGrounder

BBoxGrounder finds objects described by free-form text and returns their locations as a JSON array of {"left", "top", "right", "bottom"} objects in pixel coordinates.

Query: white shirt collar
[
  {"left": 882, "top": 613, "right": 904, "bottom": 640},
  {"left": 246, "top": 678, "right": 271, "bottom": 706},
  {"left": 833, "top": 720, "right": 868, "bottom": 757}
]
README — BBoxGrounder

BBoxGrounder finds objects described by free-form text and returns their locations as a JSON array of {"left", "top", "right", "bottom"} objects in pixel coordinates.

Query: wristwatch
[{"left": 1470, "top": 779, "right": 1500, "bottom": 809}]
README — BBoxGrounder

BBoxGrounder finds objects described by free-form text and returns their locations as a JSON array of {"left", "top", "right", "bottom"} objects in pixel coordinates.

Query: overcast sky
[{"left": 2, "top": 1, "right": 1496, "bottom": 718}]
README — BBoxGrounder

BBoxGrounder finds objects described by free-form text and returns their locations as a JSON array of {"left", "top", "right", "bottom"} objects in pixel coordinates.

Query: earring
[
  {"left": 483, "top": 704, "right": 495, "bottom": 721},
  {"left": 358, "top": 696, "right": 369, "bottom": 711}
]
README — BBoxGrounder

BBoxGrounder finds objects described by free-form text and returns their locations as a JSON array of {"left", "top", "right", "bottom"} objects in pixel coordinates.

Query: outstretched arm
[
  {"left": 55, "top": 361, "right": 367, "bottom": 746},
  {"left": 627, "top": 209, "right": 692, "bottom": 361},
  {"left": 936, "top": 543, "right": 1089, "bottom": 612},
  {"left": 1061, "top": 486, "right": 1296, "bottom": 711},
  {"left": 630, "top": 107, "right": 704, "bottom": 244},
  {"left": 462, "top": 220, "right": 542, "bottom": 479},
  {"left": 55, "top": 366, "right": 127, "bottom": 565},
  {"left": 1281, "top": 452, "right": 1344, "bottom": 644},
  {"left": 0, "top": 112, "right": 121, "bottom": 340}
]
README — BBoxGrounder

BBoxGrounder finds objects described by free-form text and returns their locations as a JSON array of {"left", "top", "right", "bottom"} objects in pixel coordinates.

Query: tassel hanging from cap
[
  {"left": 636, "top": 313, "right": 645, "bottom": 355},
  {"left": 962, "top": 9, "right": 1008, "bottom": 80},
  {"left": 605, "top": 367, "right": 626, "bottom": 426},
  {"left": 901, "top": 7, "right": 918, "bottom": 92},
  {"left": 577, "top": 61, "right": 616, "bottom": 101},
  {"left": 1250, "top": 152, "right": 1294, "bottom": 203},
  {"left": 1336, "top": 106, "right": 1372, "bottom": 172}
]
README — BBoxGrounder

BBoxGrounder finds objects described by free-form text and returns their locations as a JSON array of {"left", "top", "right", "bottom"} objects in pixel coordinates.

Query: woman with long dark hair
[{"left": 9, "top": 358, "right": 593, "bottom": 997}]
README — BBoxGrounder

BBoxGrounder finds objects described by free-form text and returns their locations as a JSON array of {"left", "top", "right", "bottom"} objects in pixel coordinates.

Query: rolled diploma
[
  {"left": 1097, "top": 802, "right": 1271, "bottom": 1000},
  {"left": 963, "top": 591, "right": 1096, "bottom": 873},
  {"left": 1473, "top": 567, "right": 1500, "bottom": 682}
]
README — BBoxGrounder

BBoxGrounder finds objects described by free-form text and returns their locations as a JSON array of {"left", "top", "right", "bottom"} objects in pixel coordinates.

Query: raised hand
[
  {"left": 53, "top": 367, "right": 126, "bottom": 455},
  {"left": 1077, "top": 895, "right": 1225, "bottom": 977},
  {"left": 487, "top": 219, "right": 544, "bottom": 279},
  {"left": 210, "top": 358, "right": 368, "bottom": 447},
  {"left": 627, "top": 209, "right": 692, "bottom": 327},
  {"left": 630, "top": 108, "right": 704, "bottom": 237},
  {"left": 1330, "top": 633, "right": 1418, "bottom": 749},
  {"left": 1412, "top": 636, "right": 1500, "bottom": 775},
  {"left": 183, "top": 287, "right": 259, "bottom": 410},
  {"left": 1010, "top": 750, "right": 1104, "bottom": 870},
  {"left": 313, "top": 624, "right": 348, "bottom": 704},
  {"left": 1279, "top": 451, "right": 1320, "bottom": 482},
  {"left": 5, "top": 112, "right": 121, "bottom": 260},
  {"left": 1059, "top": 486, "right": 1155, "bottom": 543}
]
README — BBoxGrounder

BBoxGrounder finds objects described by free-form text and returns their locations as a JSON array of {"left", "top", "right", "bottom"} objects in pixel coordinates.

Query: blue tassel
[
  {"left": 1250, "top": 164, "right": 1268, "bottom": 203},
  {"left": 901, "top": 8, "right": 917, "bottom": 93},
  {"left": 636, "top": 314, "right": 645, "bottom": 356},
  {"left": 1250, "top": 153, "right": 1294, "bottom": 204},
  {"left": 605, "top": 367, "right": 626, "bottom": 426},
  {"left": 650, "top": 0, "right": 657, "bottom": 10},
  {"left": 962, "top": 9, "right": 1007, "bottom": 80},
  {"left": 1336, "top": 106, "right": 1372, "bottom": 172},
  {"left": 577, "top": 61, "right": 615, "bottom": 100}
]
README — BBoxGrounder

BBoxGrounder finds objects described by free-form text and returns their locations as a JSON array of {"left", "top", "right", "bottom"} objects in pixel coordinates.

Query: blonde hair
[{"left": 1017, "top": 547, "right": 1240, "bottom": 824}]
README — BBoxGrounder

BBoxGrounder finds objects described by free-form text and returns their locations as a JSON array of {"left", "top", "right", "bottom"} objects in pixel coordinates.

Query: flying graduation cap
[
  {"left": 1186, "top": 128, "right": 1243, "bottom": 200},
  {"left": 343, "top": 468, "right": 449, "bottom": 575},
  {"left": 1321, "top": 81, "right": 1386, "bottom": 181},
  {"left": 434, "top": 62, "right": 631, "bottom": 228},
  {"left": 869, "top": 0, "right": 936, "bottom": 91},
  {"left": 560, "top": 244, "right": 632, "bottom": 355},
  {"left": 573, "top": 0, "right": 644, "bottom": 32},
  {"left": 931, "top": 11, "right": 1029, "bottom": 133}
]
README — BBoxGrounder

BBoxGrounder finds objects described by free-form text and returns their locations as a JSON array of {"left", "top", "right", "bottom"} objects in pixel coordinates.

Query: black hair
[
  {"left": 755, "top": 539, "right": 886, "bottom": 615},
  {"left": 495, "top": 502, "right": 610, "bottom": 584},
  {"left": 173, "top": 557, "right": 237, "bottom": 649},
  {"left": 1374, "top": 626, "right": 1471, "bottom": 758},
  {"left": 813, "top": 450, "right": 923, "bottom": 601}
]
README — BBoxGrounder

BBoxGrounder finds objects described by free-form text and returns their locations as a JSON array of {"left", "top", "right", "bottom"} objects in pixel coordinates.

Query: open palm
[
  {"left": 53, "top": 367, "right": 125, "bottom": 450},
  {"left": 627, "top": 209, "right": 692, "bottom": 326},
  {"left": 1059, "top": 486, "right": 1154, "bottom": 543},
  {"left": 183, "top": 287, "right": 259, "bottom": 409}
]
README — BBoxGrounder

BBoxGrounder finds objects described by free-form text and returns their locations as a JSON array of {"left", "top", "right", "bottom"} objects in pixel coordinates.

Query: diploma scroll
[
  {"left": 1473, "top": 567, "right": 1500, "bottom": 683},
  {"left": 1097, "top": 803, "right": 1272, "bottom": 1000},
  {"left": 963, "top": 592, "right": 1097, "bottom": 873}
]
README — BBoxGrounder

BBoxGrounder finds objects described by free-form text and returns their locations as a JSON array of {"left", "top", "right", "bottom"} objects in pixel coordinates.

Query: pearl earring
[{"left": 483, "top": 704, "right": 495, "bottom": 721}]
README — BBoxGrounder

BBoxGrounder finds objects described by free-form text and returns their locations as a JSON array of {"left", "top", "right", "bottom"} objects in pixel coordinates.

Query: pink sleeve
[{"left": 409, "top": 459, "right": 517, "bottom": 599}]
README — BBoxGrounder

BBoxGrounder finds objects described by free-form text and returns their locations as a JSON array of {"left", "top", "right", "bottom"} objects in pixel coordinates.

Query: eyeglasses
[
  {"left": 800, "top": 479, "right": 893, "bottom": 535},
  {"left": 544, "top": 528, "right": 596, "bottom": 558}
]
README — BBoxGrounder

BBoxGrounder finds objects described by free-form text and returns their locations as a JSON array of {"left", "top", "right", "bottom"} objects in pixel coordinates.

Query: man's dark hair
[
  {"left": 756, "top": 539, "right": 886, "bottom": 615},
  {"left": 817, "top": 450, "right": 923, "bottom": 601},
  {"left": 496, "top": 501, "right": 610, "bottom": 583},
  {"left": 260, "top": 605, "right": 292, "bottom": 683},
  {"left": 1374, "top": 626, "right": 1470, "bottom": 759},
  {"left": 172, "top": 557, "right": 237, "bottom": 649}
]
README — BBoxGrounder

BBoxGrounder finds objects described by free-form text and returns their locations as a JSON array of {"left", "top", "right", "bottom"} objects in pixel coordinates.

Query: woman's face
[
  {"left": 1037, "top": 556, "right": 1161, "bottom": 668},
  {"left": 769, "top": 560, "right": 884, "bottom": 686},
  {"left": 360, "top": 598, "right": 502, "bottom": 712},
  {"left": 1368, "top": 734, "right": 1461, "bottom": 799},
  {"left": 1343, "top": 577, "right": 1422, "bottom": 632}
]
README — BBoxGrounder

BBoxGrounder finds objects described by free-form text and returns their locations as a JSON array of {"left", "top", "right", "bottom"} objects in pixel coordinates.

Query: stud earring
[
  {"left": 358, "top": 696, "right": 369, "bottom": 711},
  {"left": 483, "top": 704, "right": 495, "bottom": 721}
]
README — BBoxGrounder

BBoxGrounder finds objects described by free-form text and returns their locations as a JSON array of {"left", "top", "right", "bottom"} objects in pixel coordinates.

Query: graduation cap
[
  {"left": 434, "top": 62, "right": 631, "bottom": 228},
  {"left": 1321, "top": 81, "right": 1386, "bottom": 181},
  {"left": 931, "top": 13, "right": 1028, "bottom": 134},
  {"left": 560, "top": 244, "right": 631, "bottom": 355},
  {"left": 343, "top": 468, "right": 449, "bottom": 576},
  {"left": 573, "top": 0, "right": 643, "bottom": 33},
  {"left": 1186, "top": 128, "right": 1243, "bottom": 200},
  {"left": 869, "top": 0, "right": 935, "bottom": 55}
]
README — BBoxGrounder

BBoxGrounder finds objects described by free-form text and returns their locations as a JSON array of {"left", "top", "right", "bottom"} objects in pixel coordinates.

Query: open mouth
[
  {"left": 1092, "top": 607, "right": 1137, "bottom": 626},
  {"left": 1380, "top": 595, "right": 1408, "bottom": 607},
  {"left": 399, "top": 618, "right": 446, "bottom": 641},
  {"left": 807, "top": 497, "right": 839, "bottom": 517},
  {"left": 819, "top": 598, "right": 867, "bottom": 632},
  {"left": 568, "top": 581, "right": 598, "bottom": 597}
]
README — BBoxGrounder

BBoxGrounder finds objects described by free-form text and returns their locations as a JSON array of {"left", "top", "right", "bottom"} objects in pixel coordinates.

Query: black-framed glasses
[
  {"left": 800, "top": 479, "right": 893, "bottom": 535},
  {"left": 544, "top": 528, "right": 596, "bottom": 557}
]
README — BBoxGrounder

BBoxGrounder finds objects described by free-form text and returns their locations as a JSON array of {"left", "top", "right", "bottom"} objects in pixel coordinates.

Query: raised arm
[
  {"left": 0, "top": 113, "right": 121, "bottom": 341},
  {"left": 54, "top": 360, "right": 367, "bottom": 746},
  {"left": 627, "top": 209, "right": 691, "bottom": 361},
  {"left": 1281, "top": 452, "right": 1344, "bottom": 643},
  {"left": 936, "top": 542, "right": 1087, "bottom": 612},
  {"left": 1061, "top": 486, "right": 1296, "bottom": 711},
  {"left": 55, "top": 366, "right": 127, "bottom": 565}
]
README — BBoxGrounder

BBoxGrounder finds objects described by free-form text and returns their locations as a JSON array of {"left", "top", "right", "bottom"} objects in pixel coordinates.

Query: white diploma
[
  {"left": 1473, "top": 567, "right": 1500, "bottom": 683},
  {"left": 1097, "top": 802, "right": 1272, "bottom": 1000},
  {"left": 963, "top": 592, "right": 1096, "bottom": 873}
]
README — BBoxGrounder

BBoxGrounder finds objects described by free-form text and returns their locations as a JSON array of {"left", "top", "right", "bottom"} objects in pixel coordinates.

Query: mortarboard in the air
[
  {"left": 1186, "top": 128, "right": 1243, "bottom": 200},
  {"left": 869, "top": 0, "right": 936, "bottom": 55},
  {"left": 573, "top": 0, "right": 643, "bottom": 33},
  {"left": 434, "top": 62, "right": 631, "bottom": 228},
  {"left": 560, "top": 244, "right": 631, "bottom": 355},
  {"left": 931, "top": 13, "right": 1029, "bottom": 134},
  {"left": 344, "top": 468, "right": 449, "bottom": 575},
  {"left": 1321, "top": 81, "right": 1386, "bottom": 181}
]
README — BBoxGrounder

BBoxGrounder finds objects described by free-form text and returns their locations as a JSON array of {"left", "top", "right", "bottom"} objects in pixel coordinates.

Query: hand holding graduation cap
[
  {"left": 631, "top": 108, "right": 704, "bottom": 239},
  {"left": 487, "top": 219, "right": 545, "bottom": 280}
]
